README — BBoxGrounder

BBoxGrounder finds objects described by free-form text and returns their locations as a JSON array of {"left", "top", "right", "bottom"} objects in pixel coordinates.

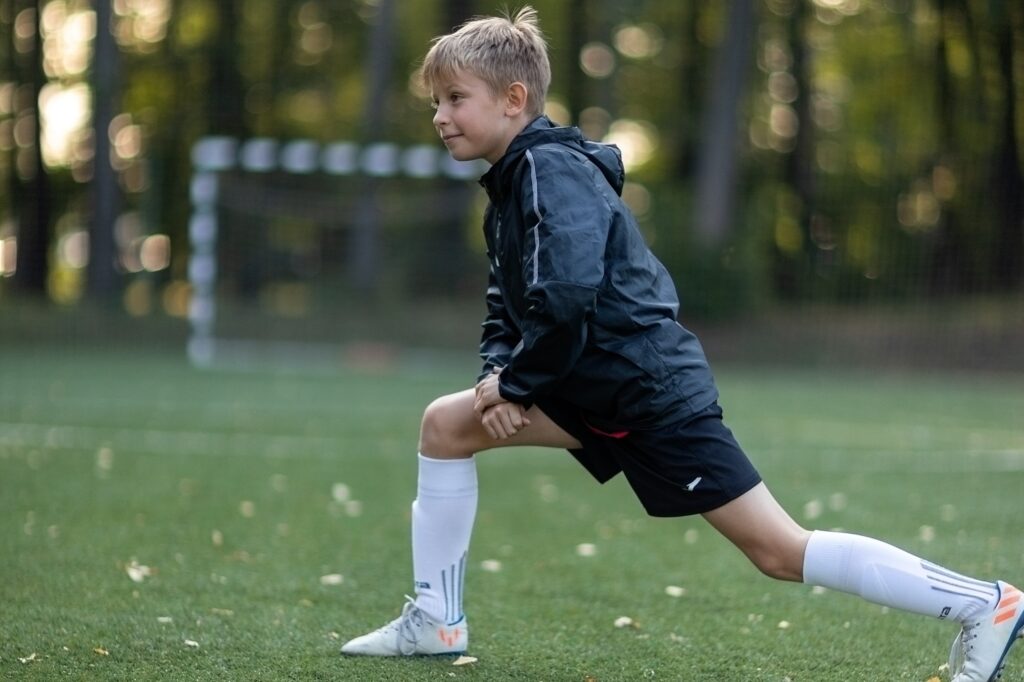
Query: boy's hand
[
  {"left": 480, "top": 402, "right": 531, "bottom": 440},
  {"left": 473, "top": 367, "right": 505, "bottom": 414},
  {"left": 475, "top": 367, "right": 530, "bottom": 439}
]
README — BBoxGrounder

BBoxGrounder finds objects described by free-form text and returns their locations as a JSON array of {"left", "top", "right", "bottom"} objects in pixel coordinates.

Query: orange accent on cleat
[
  {"left": 437, "top": 628, "right": 461, "bottom": 647},
  {"left": 994, "top": 586, "right": 1021, "bottom": 626}
]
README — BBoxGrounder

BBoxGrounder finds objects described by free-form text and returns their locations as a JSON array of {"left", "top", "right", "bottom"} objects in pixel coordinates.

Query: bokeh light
[
  {"left": 0, "top": 236, "right": 17, "bottom": 276},
  {"left": 603, "top": 119, "right": 658, "bottom": 171},
  {"left": 544, "top": 99, "right": 570, "bottom": 126},
  {"left": 39, "top": 82, "right": 91, "bottom": 167},
  {"left": 579, "top": 42, "right": 616, "bottom": 79},
  {"left": 613, "top": 24, "right": 663, "bottom": 60},
  {"left": 114, "top": 0, "right": 171, "bottom": 53},
  {"left": 578, "top": 106, "right": 611, "bottom": 141}
]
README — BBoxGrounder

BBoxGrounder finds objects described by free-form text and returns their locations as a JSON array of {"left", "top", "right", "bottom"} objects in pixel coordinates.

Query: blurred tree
[
  {"left": 673, "top": 1, "right": 702, "bottom": 180},
  {"left": 693, "top": 0, "right": 756, "bottom": 247},
  {"left": 990, "top": 0, "right": 1022, "bottom": 290},
  {"left": 87, "top": 0, "right": 120, "bottom": 300},
  {"left": 781, "top": 0, "right": 815, "bottom": 298},
  {"left": 1, "top": 1, "right": 15, "bottom": 242},
  {"left": 562, "top": 0, "right": 586, "bottom": 124},
  {"left": 208, "top": 0, "right": 246, "bottom": 137},
  {"left": 350, "top": 0, "right": 396, "bottom": 293},
  {"left": 443, "top": 0, "right": 474, "bottom": 31},
  {"left": 930, "top": 0, "right": 962, "bottom": 294},
  {"left": 11, "top": 0, "right": 49, "bottom": 298}
]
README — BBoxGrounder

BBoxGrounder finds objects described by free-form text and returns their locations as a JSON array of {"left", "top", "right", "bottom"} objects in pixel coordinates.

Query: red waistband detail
[{"left": 582, "top": 418, "right": 630, "bottom": 439}]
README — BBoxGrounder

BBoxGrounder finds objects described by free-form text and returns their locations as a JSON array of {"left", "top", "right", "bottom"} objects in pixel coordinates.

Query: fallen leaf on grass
[
  {"left": 803, "top": 499, "right": 823, "bottom": 520},
  {"left": 18, "top": 653, "right": 38, "bottom": 664},
  {"left": 452, "top": 655, "right": 478, "bottom": 666},
  {"left": 828, "top": 492, "right": 847, "bottom": 511},
  {"left": 614, "top": 616, "right": 638, "bottom": 629},
  {"left": 157, "top": 616, "right": 173, "bottom": 624},
  {"left": 184, "top": 639, "right": 200, "bottom": 649},
  {"left": 926, "top": 677, "right": 941, "bottom": 682},
  {"left": 575, "top": 543, "right": 597, "bottom": 557},
  {"left": 125, "top": 559, "right": 154, "bottom": 583},
  {"left": 93, "top": 647, "right": 109, "bottom": 656},
  {"left": 96, "top": 446, "right": 114, "bottom": 475},
  {"left": 320, "top": 573, "right": 344, "bottom": 586},
  {"left": 480, "top": 559, "right": 502, "bottom": 573},
  {"left": 210, "top": 608, "right": 234, "bottom": 617},
  {"left": 664, "top": 585, "right": 686, "bottom": 597},
  {"left": 331, "top": 483, "right": 351, "bottom": 502}
]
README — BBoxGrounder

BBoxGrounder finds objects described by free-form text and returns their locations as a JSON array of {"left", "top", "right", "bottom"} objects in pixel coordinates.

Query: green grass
[{"left": 1, "top": 346, "right": 1023, "bottom": 681}]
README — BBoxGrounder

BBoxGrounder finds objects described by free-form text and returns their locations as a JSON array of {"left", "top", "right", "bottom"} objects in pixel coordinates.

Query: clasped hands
[{"left": 474, "top": 367, "right": 530, "bottom": 440}]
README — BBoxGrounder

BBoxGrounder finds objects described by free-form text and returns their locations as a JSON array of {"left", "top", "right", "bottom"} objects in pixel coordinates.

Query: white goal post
[{"left": 187, "top": 136, "right": 483, "bottom": 368}]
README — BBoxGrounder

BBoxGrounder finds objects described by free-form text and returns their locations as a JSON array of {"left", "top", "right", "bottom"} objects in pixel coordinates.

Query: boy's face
[{"left": 431, "top": 69, "right": 524, "bottom": 165}]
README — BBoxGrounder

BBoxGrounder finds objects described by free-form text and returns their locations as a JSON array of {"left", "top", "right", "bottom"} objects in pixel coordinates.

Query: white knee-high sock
[
  {"left": 803, "top": 530, "right": 997, "bottom": 623},
  {"left": 412, "top": 454, "right": 477, "bottom": 625}
]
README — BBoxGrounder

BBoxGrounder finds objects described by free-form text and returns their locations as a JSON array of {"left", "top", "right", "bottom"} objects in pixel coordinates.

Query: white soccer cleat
[
  {"left": 340, "top": 598, "right": 468, "bottom": 657},
  {"left": 948, "top": 581, "right": 1024, "bottom": 681}
]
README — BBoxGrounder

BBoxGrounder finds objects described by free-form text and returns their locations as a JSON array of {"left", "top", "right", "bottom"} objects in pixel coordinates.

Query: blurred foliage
[{"left": 0, "top": 0, "right": 1021, "bottom": 322}]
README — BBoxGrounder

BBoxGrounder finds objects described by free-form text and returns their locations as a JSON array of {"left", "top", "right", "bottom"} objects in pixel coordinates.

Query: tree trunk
[
  {"left": 12, "top": 0, "right": 48, "bottom": 297},
  {"left": 692, "top": 0, "right": 756, "bottom": 247},
  {"left": 674, "top": 1, "right": 701, "bottom": 180},
  {"left": 564, "top": 0, "right": 587, "bottom": 125},
  {"left": 991, "top": 0, "right": 1023, "bottom": 290},
  {"left": 207, "top": 0, "right": 246, "bottom": 136},
  {"left": 926, "top": 0, "right": 961, "bottom": 295},
  {"left": 349, "top": 0, "right": 395, "bottom": 293},
  {"left": 443, "top": 0, "right": 474, "bottom": 32},
  {"left": 87, "top": 0, "right": 120, "bottom": 299},
  {"left": 777, "top": 0, "right": 815, "bottom": 298}
]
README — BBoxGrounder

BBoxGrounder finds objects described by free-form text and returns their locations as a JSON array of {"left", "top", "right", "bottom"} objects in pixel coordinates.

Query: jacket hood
[{"left": 483, "top": 116, "right": 625, "bottom": 195}]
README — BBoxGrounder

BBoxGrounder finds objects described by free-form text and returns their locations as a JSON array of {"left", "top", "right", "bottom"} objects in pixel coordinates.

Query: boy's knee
[
  {"left": 419, "top": 397, "right": 449, "bottom": 453},
  {"left": 419, "top": 395, "right": 474, "bottom": 457}
]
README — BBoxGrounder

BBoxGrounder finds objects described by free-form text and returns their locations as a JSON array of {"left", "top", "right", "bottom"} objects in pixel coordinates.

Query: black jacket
[{"left": 478, "top": 116, "right": 718, "bottom": 430}]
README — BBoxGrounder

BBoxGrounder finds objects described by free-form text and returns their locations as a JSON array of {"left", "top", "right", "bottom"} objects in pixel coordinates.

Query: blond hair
[{"left": 420, "top": 6, "right": 551, "bottom": 117}]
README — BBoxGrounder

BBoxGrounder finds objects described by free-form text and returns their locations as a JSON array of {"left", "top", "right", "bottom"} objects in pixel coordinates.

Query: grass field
[{"left": 1, "top": 345, "right": 1023, "bottom": 681}]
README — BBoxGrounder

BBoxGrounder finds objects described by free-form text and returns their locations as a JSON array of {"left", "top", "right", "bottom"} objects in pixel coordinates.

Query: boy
[{"left": 341, "top": 8, "right": 1023, "bottom": 680}]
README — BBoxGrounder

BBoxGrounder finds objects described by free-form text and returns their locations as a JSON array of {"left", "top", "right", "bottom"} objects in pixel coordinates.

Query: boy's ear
[{"left": 504, "top": 82, "right": 529, "bottom": 116}]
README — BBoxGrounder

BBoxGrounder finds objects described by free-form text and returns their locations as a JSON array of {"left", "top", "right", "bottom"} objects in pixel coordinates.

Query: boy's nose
[{"left": 432, "top": 107, "right": 448, "bottom": 127}]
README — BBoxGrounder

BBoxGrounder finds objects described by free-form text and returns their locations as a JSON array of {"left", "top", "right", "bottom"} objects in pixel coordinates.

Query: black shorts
[{"left": 535, "top": 398, "right": 762, "bottom": 517}]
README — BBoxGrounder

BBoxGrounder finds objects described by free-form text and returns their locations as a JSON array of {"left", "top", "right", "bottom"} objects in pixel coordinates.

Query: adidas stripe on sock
[
  {"left": 411, "top": 454, "right": 477, "bottom": 625},
  {"left": 803, "top": 530, "right": 997, "bottom": 622}
]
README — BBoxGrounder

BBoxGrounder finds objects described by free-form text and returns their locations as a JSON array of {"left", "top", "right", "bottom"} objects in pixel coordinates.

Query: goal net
[{"left": 187, "top": 137, "right": 487, "bottom": 370}]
